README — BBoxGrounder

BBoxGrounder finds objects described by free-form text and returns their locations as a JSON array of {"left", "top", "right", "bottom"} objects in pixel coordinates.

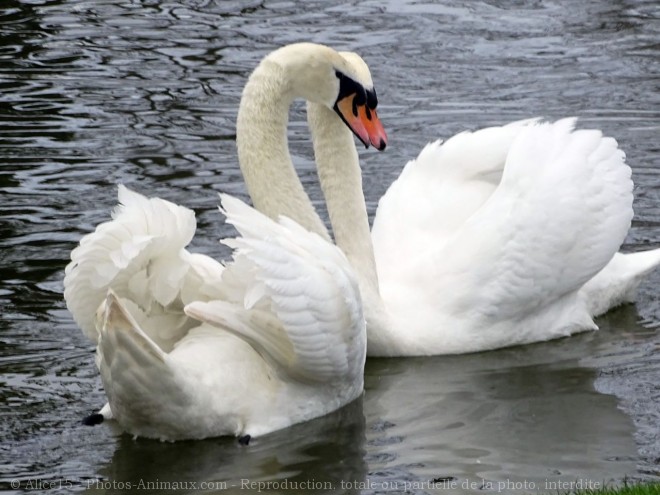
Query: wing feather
[
  {"left": 186, "top": 194, "right": 365, "bottom": 383},
  {"left": 419, "top": 119, "right": 633, "bottom": 321},
  {"left": 64, "top": 186, "right": 223, "bottom": 350},
  {"left": 373, "top": 119, "right": 539, "bottom": 280}
]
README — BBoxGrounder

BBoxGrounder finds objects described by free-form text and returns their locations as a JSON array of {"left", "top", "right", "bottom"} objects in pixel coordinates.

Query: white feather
[
  {"left": 64, "top": 184, "right": 199, "bottom": 350},
  {"left": 186, "top": 194, "right": 365, "bottom": 384},
  {"left": 64, "top": 186, "right": 365, "bottom": 441},
  {"left": 365, "top": 118, "right": 658, "bottom": 355}
]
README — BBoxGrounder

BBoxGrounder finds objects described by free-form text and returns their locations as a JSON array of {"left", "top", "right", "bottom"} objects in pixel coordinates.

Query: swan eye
[
  {"left": 333, "top": 71, "right": 379, "bottom": 113},
  {"left": 334, "top": 70, "right": 368, "bottom": 108},
  {"left": 333, "top": 70, "right": 387, "bottom": 151},
  {"left": 366, "top": 89, "right": 378, "bottom": 110}
]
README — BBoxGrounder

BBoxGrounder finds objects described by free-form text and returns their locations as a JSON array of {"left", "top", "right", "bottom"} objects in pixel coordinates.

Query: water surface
[{"left": 1, "top": 0, "right": 659, "bottom": 493}]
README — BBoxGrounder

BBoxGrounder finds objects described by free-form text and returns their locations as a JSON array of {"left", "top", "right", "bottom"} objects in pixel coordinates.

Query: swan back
[
  {"left": 372, "top": 119, "right": 537, "bottom": 279},
  {"left": 374, "top": 119, "right": 634, "bottom": 354}
]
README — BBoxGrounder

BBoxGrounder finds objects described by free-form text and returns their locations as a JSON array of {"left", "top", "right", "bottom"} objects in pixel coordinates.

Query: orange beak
[{"left": 334, "top": 94, "right": 387, "bottom": 151}]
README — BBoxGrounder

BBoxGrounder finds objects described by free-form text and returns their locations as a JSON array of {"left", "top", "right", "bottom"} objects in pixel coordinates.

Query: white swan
[
  {"left": 237, "top": 49, "right": 660, "bottom": 357},
  {"left": 63, "top": 43, "right": 384, "bottom": 441},
  {"left": 364, "top": 118, "right": 660, "bottom": 355}
]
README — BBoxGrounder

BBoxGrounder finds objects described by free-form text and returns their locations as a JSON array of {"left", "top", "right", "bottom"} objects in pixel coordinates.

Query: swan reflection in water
[
  {"left": 87, "top": 308, "right": 644, "bottom": 494},
  {"left": 89, "top": 398, "right": 366, "bottom": 494}
]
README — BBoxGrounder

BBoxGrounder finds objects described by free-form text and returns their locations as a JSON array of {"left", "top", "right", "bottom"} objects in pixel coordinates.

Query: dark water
[{"left": 1, "top": 0, "right": 659, "bottom": 493}]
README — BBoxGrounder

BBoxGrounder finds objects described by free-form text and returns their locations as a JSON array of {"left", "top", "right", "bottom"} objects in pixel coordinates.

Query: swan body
[
  {"left": 367, "top": 118, "right": 648, "bottom": 355},
  {"left": 230, "top": 47, "right": 660, "bottom": 357},
  {"left": 304, "top": 91, "right": 660, "bottom": 356},
  {"left": 64, "top": 186, "right": 365, "bottom": 441},
  {"left": 63, "top": 43, "right": 381, "bottom": 440}
]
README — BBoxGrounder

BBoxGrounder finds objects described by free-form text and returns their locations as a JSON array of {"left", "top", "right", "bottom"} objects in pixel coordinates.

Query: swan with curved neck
[
  {"left": 237, "top": 44, "right": 660, "bottom": 357},
  {"left": 236, "top": 43, "right": 386, "bottom": 239},
  {"left": 236, "top": 45, "right": 389, "bottom": 336},
  {"left": 62, "top": 43, "right": 390, "bottom": 440}
]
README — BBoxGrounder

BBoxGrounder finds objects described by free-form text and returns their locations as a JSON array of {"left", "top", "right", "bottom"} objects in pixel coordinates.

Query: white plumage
[
  {"left": 302, "top": 101, "right": 660, "bottom": 355},
  {"left": 64, "top": 187, "right": 365, "bottom": 441},
  {"left": 64, "top": 43, "right": 660, "bottom": 441},
  {"left": 64, "top": 185, "right": 210, "bottom": 351},
  {"left": 369, "top": 118, "right": 652, "bottom": 354},
  {"left": 186, "top": 194, "right": 365, "bottom": 385},
  {"left": 63, "top": 43, "right": 383, "bottom": 440}
]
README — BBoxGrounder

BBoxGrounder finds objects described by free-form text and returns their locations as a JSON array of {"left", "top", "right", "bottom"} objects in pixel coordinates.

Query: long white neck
[
  {"left": 236, "top": 45, "right": 403, "bottom": 353},
  {"left": 306, "top": 102, "right": 379, "bottom": 292},
  {"left": 307, "top": 103, "right": 403, "bottom": 354},
  {"left": 236, "top": 55, "right": 330, "bottom": 241}
]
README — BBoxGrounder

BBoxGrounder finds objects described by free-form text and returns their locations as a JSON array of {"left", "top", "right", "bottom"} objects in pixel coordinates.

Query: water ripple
[{"left": 1, "top": 0, "right": 659, "bottom": 492}]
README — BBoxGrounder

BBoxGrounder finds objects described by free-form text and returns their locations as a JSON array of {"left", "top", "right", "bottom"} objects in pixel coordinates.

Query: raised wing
[
  {"left": 185, "top": 194, "right": 365, "bottom": 384},
  {"left": 63, "top": 185, "right": 225, "bottom": 351},
  {"left": 415, "top": 118, "right": 633, "bottom": 321},
  {"left": 373, "top": 119, "right": 538, "bottom": 280}
]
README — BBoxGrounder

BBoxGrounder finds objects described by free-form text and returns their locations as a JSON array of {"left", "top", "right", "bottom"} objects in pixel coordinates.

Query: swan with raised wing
[
  {"left": 63, "top": 44, "right": 386, "bottom": 440},
  {"left": 236, "top": 48, "right": 660, "bottom": 357}
]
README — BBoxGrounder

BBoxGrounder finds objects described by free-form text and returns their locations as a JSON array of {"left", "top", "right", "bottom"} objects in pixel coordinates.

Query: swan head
[
  {"left": 334, "top": 51, "right": 387, "bottom": 151},
  {"left": 266, "top": 43, "right": 387, "bottom": 151}
]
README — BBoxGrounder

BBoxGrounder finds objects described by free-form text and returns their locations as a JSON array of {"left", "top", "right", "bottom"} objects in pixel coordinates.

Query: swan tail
[
  {"left": 64, "top": 185, "right": 213, "bottom": 349},
  {"left": 186, "top": 194, "right": 365, "bottom": 385},
  {"left": 581, "top": 249, "right": 660, "bottom": 317},
  {"left": 96, "top": 291, "right": 184, "bottom": 422},
  {"left": 99, "top": 289, "right": 166, "bottom": 369}
]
